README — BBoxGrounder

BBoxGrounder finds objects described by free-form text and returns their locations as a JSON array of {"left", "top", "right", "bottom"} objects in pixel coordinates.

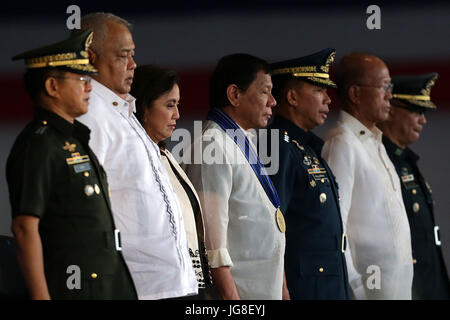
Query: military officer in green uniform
[
  {"left": 7, "top": 30, "right": 137, "bottom": 300},
  {"left": 378, "top": 73, "right": 450, "bottom": 299},
  {"left": 267, "top": 49, "right": 350, "bottom": 299}
]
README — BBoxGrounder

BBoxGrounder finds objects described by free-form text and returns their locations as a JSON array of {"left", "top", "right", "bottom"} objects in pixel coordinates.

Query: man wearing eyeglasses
[
  {"left": 6, "top": 30, "right": 137, "bottom": 299},
  {"left": 321, "top": 53, "right": 413, "bottom": 299},
  {"left": 378, "top": 73, "right": 450, "bottom": 300}
]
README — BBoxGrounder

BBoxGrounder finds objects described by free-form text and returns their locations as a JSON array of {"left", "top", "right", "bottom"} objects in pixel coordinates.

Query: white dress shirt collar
[
  {"left": 339, "top": 110, "right": 383, "bottom": 143},
  {"left": 243, "top": 127, "right": 258, "bottom": 147},
  {"left": 91, "top": 79, "right": 136, "bottom": 118}
]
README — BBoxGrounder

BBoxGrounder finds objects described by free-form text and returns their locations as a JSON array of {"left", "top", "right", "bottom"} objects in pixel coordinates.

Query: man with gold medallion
[
  {"left": 267, "top": 48, "right": 350, "bottom": 299},
  {"left": 184, "top": 53, "right": 288, "bottom": 299}
]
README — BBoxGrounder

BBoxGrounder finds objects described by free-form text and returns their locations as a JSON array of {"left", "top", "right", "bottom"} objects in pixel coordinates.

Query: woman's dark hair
[
  {"left": 209, "top": 53, "right": 271, "bottom": 109},
  {"left": 130, "top": 65, "right": 180, "bottom": 124}
]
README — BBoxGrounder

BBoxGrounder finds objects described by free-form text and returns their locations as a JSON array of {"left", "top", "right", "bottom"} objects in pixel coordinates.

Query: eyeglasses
[
  {"left": 356, "top": 83, "right": 393, "bottom": 94},
  {"left": 54, "top": 76, "right": 92, "bottom": 84}
]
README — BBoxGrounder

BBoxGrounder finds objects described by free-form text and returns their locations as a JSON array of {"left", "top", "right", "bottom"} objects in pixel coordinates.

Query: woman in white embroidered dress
[{"left": 130, "top": 65, "right": 216, "bottom": 299}]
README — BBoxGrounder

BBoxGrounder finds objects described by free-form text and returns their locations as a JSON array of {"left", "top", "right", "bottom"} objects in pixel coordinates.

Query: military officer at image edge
[
  {"left": 379, "top": 72, "right": 450, "bottom": 299},
  {"left": 7, "top": 30, "right": 137, "bottom": 299},
  {"left": 267, "top": 48, "right": 350, "bottom": 299}
]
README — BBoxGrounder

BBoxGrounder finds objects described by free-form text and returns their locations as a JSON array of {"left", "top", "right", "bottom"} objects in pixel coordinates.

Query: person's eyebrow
[{"left": 120, "top": 48, "right": 135, "bottom": 53}]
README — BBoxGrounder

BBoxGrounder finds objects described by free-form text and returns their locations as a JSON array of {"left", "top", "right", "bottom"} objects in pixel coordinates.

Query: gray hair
[{"left": 77, "top": 12, "right": 133, "bottom": 55}]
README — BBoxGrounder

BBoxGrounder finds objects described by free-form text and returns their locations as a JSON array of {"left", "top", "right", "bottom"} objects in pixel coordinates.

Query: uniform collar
[
  {"left": 34, "top": 106, "right": 91, "bottom": 144},
  {"left": 91, "top": 78, "right": 136, "bottom": 118},
  {"left": 270, "top": 115, "right": 324, "bottom": 153},
  {"left": 73, "top": 120, "right": 91, "bottom": 145},
  {"left": 339, "top": 110, "right": 383, "bottom": 143},
  {"left": 382, "top": 135, "right": 419, "bottom": 163}
]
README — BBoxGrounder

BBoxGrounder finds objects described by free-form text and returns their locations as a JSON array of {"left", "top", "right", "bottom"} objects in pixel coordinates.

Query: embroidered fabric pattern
[
  {"left": 189, "top": 248, "right": 205, "bottom": 288},
  {"left": 121, "top": 112, "right": 179, "bottom": 239}
]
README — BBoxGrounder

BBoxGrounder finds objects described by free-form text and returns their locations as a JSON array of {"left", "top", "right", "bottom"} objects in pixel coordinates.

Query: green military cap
[
  {"left": 12, "top": 30, "right": 98, "bottom": 75},
  {"left": 270, "top": 48, "right": 337, "bottom": 88},
  {"left": 391, "top": 73, "right": 438, "bottom": 111}
]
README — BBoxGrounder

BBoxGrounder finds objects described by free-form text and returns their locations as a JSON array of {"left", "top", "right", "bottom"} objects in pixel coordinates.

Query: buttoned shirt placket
[
  {"left": 115, "top": 100, "right": 184, "bottom": 265},
  {"left": 347, "top": 114, "right": 411, "bottom": 265}
]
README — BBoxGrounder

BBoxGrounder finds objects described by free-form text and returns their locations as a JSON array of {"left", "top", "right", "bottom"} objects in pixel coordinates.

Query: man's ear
[
  {"left": 44, "top": 77, "right": 60, "bottom": 99},
  {"left": 226, "top": 84, "right": 240, "bottom": 108},
  {"left": 286, "top": 88, "right": 298, "bottom": 107},
  {"left": 348, "top": 85, "right": 360, "bottom": 105},
  {"left": 88, "top": 48, "right": 97, "bottom": 65}
]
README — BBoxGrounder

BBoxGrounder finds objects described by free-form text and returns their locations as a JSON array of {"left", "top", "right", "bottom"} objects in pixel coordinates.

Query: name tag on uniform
[
  {"left": 401, "top": 173, "right": 419, "bottom": 189},
  {"left": 73, "top": 162, "right": 91, "bottom": 173},
  {"left": 401, "top": 174, "right": 414, "bottom": 183}
]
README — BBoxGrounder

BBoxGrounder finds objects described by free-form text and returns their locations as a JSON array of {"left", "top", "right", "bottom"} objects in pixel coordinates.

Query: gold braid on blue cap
[{"left": 271, "top": 51, "right": 335, "bottom": 80}]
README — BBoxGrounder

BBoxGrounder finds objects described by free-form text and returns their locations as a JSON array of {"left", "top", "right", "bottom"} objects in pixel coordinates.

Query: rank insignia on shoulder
[
  {"left": 63, "top": 141, "right": 77, "bottom": 152},
  {"left": 283, "top": 131, "right": 289, "bottom": 143},
  {"left": 35, "top": 126, "right": 47, "bottom": 135}
]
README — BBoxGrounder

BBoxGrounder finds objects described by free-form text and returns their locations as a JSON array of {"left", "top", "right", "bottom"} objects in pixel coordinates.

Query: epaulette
[
  {"left": 283, "top": 130, "right": 305, "bottom": 151},
  {"left": 34, "top": 120, "right": 48, "bottom": 135}
]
